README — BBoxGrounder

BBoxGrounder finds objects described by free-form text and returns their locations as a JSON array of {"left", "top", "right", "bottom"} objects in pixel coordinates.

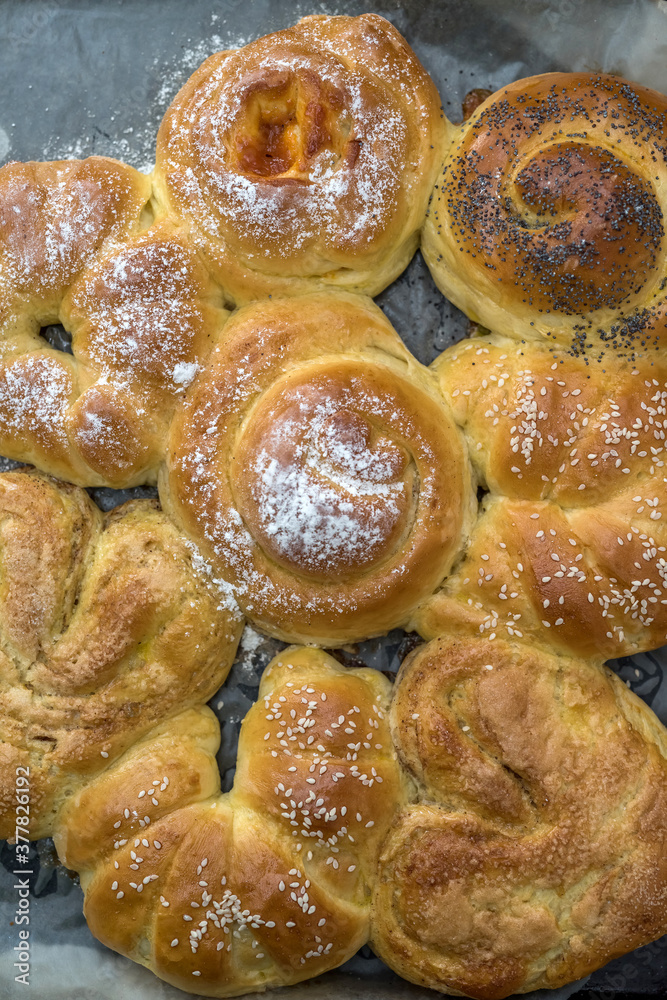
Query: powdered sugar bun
[
  {"left": 422, "top": 73, "right": 667, "bottom": 356},
  {"left": 153, "top": 14, "right": 446, "bottom": 304},
  {"left": 62, "top": 221, "right": 227, "bottom": 484},
  {"left": 163, "top": 292, "right": 474, "bottom": 645}
]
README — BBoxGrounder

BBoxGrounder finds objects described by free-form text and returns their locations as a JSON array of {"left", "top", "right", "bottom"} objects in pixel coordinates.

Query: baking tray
[{"left": 0, "top": 1, "right": 666, "bottom": 998}]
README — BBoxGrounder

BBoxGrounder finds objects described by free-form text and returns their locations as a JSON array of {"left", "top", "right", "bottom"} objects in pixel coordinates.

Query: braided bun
[
  {"left": 163, "top": 291, "right": 474, "bottom": 645},
  {"left": 422, "top": 73, "right": 667, "bottom": 356},
  {"left": 154, "top": 14, "right": 445, "bottom": 303},
  {"left": 53, "top": 647, "right": 407, "bottom": 996},
  {"left": 414, "top": 332, "right": 667, "bottom": 658},
  {"left": 372, "top": 633, "right": 667, "bottom": 998},
  {"left": 0, "top": 470, "right": 242, "bottom": 840}
]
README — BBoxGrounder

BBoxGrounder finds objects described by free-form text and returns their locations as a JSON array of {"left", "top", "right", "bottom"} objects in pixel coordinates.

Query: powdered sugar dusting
[
  {"left": 173, "top": 361, "right": 200, "bottom": 387},
  {"left": 0, "top": 159, "right": 144, "bottom": 297},
  {"left": 70, "top": 235, "right": 214, "bottom": 397},
  {"left": 248, "top": 402, "right": 407, "bottom": 575},
  {"left": 0, "top": 354, "right": 71, "bottom": 447},
  {"left": 183, "top": 537, "right": 243, "bottom": 620},
  {"left": 187, "top": 63, "right": 408, "bottom": 255},
  {"left": 168, "top": 302, "right": 468, "bottom": 642}
]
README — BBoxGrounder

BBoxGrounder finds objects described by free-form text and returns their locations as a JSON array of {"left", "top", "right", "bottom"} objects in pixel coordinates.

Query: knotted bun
[
  {"left": 154, "top": 14, "right": 445, "bottom": 303},
  {"left": 372, "top": 634, "right": 667, "bottom": 999},
  {"left": 53, "top": 647, "right": 407, "bottom": 996},
  {"left": 163, "top": 291, "right": 474, "bottom": 645},
  {"left": 422, "top": 73, "right": 667, "bottom": 356},
  {"left": 0, "top": 470, "right": 242, "bottom": 840}
]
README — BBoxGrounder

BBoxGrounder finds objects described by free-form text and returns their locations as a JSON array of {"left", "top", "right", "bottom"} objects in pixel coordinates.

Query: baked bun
[
  {"left": 0, "top": 212, "right": 227, "bottom": 487},
  {"left": 422, "top": 73, "right": 667, "bottom": 355},
  {"left": 153, "top": 14, "right": 445, "bottom": 303},
  {"left": 53, "top": 647, "right": 407, "bottom": 996},
  {"left": 372, "top": 633, "right": 667, "bottom": 999},
  {"left": 414, "top": 333, "right": 667, "bottom": 658},
  {"left": 0, "top": 469, "right": 242, "bottom": 840},
  {"left": 162, "top": 291, "right": 474, "bottom": 645}
]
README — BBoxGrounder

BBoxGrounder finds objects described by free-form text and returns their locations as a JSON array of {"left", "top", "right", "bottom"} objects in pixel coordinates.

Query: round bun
[
  {"left": 163, "top": 291, "right": 474, "bottom": 645},
  {"left": 422, "top": 73, "right": 667, "bottom": 355},
  {"left": 53, "top": 646, "right": 408, "bottom": 997},
  {"left": 372, "top": 633, "right": 667, "bottom": 998},
  {"left": 154, "top": 14, "right": 445, "bottom": 303},
  {"left": 0, "top": 470, "right": 242, "bottom": 840}
]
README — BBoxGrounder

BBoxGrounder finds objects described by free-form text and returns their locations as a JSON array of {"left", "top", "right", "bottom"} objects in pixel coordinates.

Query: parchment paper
[{"left": 1, "top": 1, "right": 666, "bottom": 998}]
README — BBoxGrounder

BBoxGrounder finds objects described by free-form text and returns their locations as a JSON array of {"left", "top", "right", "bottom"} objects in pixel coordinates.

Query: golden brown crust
[
  {"left": 62, "top": 221, "right": 227, "bottom": 484},
  {"left": 0, "top": 470, "right": 243, "bottom": 839},
  {"left": 163, "top": 291, "right": 475, "bottom": 645},
  {"left": 422, "top": 72, "right": 667, "bottom": 357},
  {"left": 53, "top": 647, "right": 408, "bottom": 997},
  {"left": 371, "top": 635, "right": 667, "bottom": 998},
  {"left": 154, "top": 14, "right": 446, "bottom": 302},
  {"left": 436, "top": 335, "right": 666, "bottom": 506}
]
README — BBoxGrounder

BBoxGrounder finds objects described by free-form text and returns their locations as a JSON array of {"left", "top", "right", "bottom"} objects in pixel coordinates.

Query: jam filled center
[{"left": 231, "top": 69, "right": 356, "bottom": 181}]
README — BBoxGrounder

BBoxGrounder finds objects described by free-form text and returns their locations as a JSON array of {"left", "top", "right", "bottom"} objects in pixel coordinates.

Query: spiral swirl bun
[
  {"left": 0, "top": 470, "right": 242, "bottom": 839},
  {"left": 372, "top": 635, "right": 667, "bottom": 998},
  {"left": 154, "top": 14, "right": 445, "bottom": 302},
  {"left": 163, "top": 292, "right": 474, "bottom": 645},
  {"left": 423, "top": 73, "right": 667, "bottom": 355}
]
